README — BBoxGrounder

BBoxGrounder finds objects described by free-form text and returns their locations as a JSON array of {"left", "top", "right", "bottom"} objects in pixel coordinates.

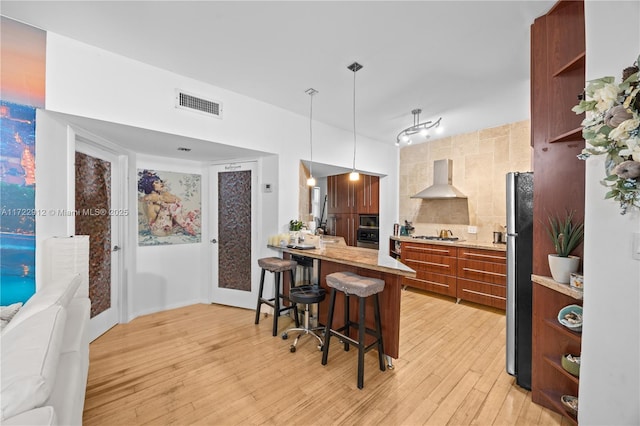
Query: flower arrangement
[
  {"left": 572, "top": 54, "right": 640, "bottom": 214},
  {"left": 545, "top": 210, "right": 584, "bottom": 257}
]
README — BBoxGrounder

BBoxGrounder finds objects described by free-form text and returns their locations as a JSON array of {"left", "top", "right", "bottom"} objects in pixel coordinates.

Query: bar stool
[
  {"left": 321, "top": 271, "right": 386, "bottom": 389},
  {"left": 282, "top": 285, "right": 326, "bottom": 352},
  {"left": 291, "top": 255, "right": 314, "bottom": 286},
  {"left": 255, "top": 257, "right": 300, "bottom": 336}
]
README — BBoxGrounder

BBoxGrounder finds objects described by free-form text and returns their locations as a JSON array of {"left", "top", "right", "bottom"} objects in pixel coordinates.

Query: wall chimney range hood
[{"left": 411, "top": 159, "right": 467, "bottom": 199}]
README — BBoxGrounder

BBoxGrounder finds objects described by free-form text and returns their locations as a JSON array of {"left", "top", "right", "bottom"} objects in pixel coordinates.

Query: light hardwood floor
[{"left": 84, "top": 288, "right": 570, "bottom": 425}]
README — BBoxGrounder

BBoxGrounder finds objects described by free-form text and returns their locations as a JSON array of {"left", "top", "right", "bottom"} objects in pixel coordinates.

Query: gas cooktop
[{"left": 411, "top": 235, "right": 461, "bottom": 242}]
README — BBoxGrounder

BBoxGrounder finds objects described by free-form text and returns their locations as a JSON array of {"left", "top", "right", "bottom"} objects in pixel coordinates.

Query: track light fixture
[{"left": 396, "top": 109, "right": 442, "bottom": 146}]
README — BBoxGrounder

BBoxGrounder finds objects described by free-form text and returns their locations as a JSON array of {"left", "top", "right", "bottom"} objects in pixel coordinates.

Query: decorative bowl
[
  {"left": 561, "top": 353, "right": 580, "bottom": 377},
  {"left": 558, "top": 304, "right": 583, "bottom": 332},
  {"left": 561, "top": 395, "right": 578, "bottom": 416}
]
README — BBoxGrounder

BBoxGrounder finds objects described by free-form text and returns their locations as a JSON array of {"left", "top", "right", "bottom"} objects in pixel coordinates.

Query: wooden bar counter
[{"left": 271, "top": 236, "right": 415, "bottom": 359}]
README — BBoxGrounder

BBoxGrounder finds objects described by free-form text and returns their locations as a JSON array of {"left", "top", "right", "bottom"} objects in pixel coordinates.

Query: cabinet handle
[
  {"left": 461, "top": 288, "right": 506, "bottom": 301},
  {"left": 462, "top": 267, "right": 506, "bottom": 277},
  {"left": 462, "top": 251, "right": 506, "bottom": 261},
  {"left": 407, "top": 246, "right": 451, "bottom": 254}
]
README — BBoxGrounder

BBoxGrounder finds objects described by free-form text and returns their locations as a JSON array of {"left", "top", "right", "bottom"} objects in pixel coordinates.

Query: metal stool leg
[
  {"left": 374, "top": 293, "right": 386, "bottom": 372},
  {"left": 321, "top": 288, "right": 337, "bottom": 365},
  {"left": 357, "top": 296, "right": 366, "bottom": 389},
  {"left": 255, "top": 268, "right": 266, "bottom": 324},
  {"left": 343, "top": 293, "right": 350, "bottom": 352}
]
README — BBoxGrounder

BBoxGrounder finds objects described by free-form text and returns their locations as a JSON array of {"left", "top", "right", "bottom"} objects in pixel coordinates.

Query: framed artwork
[{"left": 137, "top": 169, "right": 201, "bottom": 246}]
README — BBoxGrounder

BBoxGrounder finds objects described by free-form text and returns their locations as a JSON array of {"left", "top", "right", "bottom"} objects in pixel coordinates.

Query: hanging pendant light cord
[
  {"left": 352, "top": 68, "right": 357, "bottom": 171},
  {"left": 309, "top": 92, "right": 313, "bottom": 178}
]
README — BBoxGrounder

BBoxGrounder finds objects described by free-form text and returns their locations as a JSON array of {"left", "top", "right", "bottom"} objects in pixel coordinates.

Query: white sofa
[{"left": 1, "top": 271, "right": 90, "bottom": 425}]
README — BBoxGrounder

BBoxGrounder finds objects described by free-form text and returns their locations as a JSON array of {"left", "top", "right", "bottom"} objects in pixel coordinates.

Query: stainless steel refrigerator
[{"left": 505, "top": 171, "right": 534, "bottom": 390}]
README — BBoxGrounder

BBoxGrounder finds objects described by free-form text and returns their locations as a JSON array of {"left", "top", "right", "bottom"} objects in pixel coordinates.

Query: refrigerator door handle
[{"left": 506, "top": 235, "right": 517, "bottom": 376}]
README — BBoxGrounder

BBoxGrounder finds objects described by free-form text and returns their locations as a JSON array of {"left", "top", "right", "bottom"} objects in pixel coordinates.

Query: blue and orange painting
[{"left": 1, "top": 101, "right": 37, "bottom": 304}]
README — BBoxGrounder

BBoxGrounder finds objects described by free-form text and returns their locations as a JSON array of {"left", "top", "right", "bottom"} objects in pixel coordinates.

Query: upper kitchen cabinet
[
  {"left": 327, "top": 173, "right": 355, "bottom": 214},
  {"left": 327, "top": 173, "right": 379, "bottom": 215},
  {"left": 356, "top": 175, "right": 379, "bottom": 214}
]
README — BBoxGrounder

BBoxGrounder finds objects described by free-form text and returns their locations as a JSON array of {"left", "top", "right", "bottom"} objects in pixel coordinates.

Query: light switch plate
[{"left": 467, "top": 226, "right": 477, "bottom": 234}]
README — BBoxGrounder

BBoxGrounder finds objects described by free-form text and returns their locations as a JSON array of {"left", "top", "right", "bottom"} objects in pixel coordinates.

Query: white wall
[
  {"left": 133, "top": 155, "right": 208, "bottom": 317},
  {"left": 41, "top": 32, "right": 399, "bottom": 319},
  {"left": 580, "top": 2, "right": 640, "bottom": 424}
]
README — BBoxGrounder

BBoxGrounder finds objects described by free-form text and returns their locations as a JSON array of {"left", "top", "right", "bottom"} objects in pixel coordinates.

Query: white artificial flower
[
  {"left": 593, "top": 83, "right": 620, "bottom": 113},
  {"left": 610, "top": 118, "right": 640, "bottom": 141},
  {"left": 620, "top": 138, "right": 640, "bottom": 161}
]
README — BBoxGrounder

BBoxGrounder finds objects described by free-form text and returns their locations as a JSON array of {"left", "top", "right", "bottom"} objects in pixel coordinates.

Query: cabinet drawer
[
  {"left": 457, "top": 259, "right": 506, "bottom": 286},
  {"left": 457, "top": 247, "right": 506, "bottom": 263},
  {"left": 457, "top": 278, "right": 506, "bottom": 309},
  {"left": 403, "top": 272, "right": 456, "bottom": 297},
  {"left": 403, "top": 242, "right": 457, "bottom": 257},
  {"left": 403, "top": 254, "right": 457, "bottom": 276}
]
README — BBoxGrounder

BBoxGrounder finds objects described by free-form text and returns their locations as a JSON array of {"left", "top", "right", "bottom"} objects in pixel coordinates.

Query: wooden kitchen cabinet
[
  {"left": 327, "top": 213, "right": 357, "bottom": 246},
  {"left": 456, "top": 247, "right": 507, "bottom": 309},
  {"left": 356, "top": 175, "right": 379, "bottom": 214},
  {"left": 400, "top": 242, "right": 457, "bottom": 298},
  {"left": 327, "top": 173, "right": 355, "bottom": 214}
]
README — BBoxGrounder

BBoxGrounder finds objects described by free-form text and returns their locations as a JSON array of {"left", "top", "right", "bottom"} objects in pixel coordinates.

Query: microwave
[{"left": 359, "top": 215, "right": 379, "bottom": 229}]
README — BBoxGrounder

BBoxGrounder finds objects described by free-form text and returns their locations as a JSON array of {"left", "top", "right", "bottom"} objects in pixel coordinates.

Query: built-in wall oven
[{"left": 356, "top": 215, "right": 379, "bottom": 249}]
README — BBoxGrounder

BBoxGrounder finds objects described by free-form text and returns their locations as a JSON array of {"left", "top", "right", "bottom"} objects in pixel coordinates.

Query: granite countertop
[
  {"left": 269, "top": 236, "right": 416, "bottom": 277},
  {"left": 390, "top": 235, "right": 507, "bottom": 252}
]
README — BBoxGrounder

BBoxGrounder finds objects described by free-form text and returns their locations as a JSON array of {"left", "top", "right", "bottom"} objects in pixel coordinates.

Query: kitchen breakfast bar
[{"left": 270, "top": 237, "right": 416, "bottom": 360}]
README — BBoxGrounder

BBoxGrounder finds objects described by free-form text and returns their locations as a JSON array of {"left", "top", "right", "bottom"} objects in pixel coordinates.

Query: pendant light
[
  {"left": 348, "top": 62, "right": 362, "bottom": 181},
  {"left": 305, "top": 88, "right": 318, "bottom": 187}
]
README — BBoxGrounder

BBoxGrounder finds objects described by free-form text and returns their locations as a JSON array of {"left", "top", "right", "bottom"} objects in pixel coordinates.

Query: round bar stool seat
[
  {"left": 321, "top": 271, "right": 386, "bottom": 389},
  {"left": 255, "top": 257, "right": 299, "bottom": 336},
  {"left": 282, "top": 285, "right": 326, "bottom": 352}
]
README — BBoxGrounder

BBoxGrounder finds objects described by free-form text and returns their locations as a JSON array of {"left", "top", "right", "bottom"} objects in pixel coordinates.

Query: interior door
[
  {"left": 75, "top": 140, "right": 122, "bottom": 341},
  {"left": 209, "top": 162, "right": 257, "bottom": 309}
]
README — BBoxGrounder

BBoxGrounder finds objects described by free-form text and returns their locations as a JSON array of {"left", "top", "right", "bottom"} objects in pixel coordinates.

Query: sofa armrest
[{"left": 2, "top": 406, "right": 56, "bottom": 425}]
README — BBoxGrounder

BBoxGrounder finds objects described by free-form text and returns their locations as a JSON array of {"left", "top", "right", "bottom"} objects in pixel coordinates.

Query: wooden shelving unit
[
  {"left": 530, "top": 2, "right": 585, "bottom": 418},
  {"left": 532, "top": 276, "right": 582, "bottom": 424}
]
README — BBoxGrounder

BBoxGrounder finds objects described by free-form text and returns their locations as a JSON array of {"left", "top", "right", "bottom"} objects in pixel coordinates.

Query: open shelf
[
  {"left": 548, "top": 127, "right": 583, "bottom": 144},
  {"left": 553, "top": 52, "right": 586, "bottom": 77},
  {"left": 540, "top": 388, "right": 578, "bottom": 425},
  {"left": 543, "top": 318, "right": 583, "bottom": 341},
  {"left": 543, "top": 354, "right": 580, "bottom": 385}
]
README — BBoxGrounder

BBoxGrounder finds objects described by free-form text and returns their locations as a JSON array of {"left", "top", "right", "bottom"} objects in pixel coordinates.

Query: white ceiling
[{"left": 2, "top": 0, "right": 554, "bottom": 165}]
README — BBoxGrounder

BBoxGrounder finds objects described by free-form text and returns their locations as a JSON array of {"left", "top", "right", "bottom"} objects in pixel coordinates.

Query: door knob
[
  {"left": 210, "top": 238, "right": 218, "bottom": 244},
  {"left": 113, "top": 245, "right": 121, "bottom": 252}
]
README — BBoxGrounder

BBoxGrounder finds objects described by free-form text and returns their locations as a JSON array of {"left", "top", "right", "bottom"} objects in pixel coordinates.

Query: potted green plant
[
  {"left": 545, "top": 210, "right": 584, "bottom": 284},
  {"left": 289, "top": 219, "right": 304, "bottom": 244}
]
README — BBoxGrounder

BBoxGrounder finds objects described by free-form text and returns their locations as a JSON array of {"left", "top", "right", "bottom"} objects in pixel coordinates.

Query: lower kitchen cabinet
[
  {"left": 392, "top": 238, "right": 507, "bottom": 310},
  {"left": 456, "top": 247, "right": 507, "bottom": 309},
  {"left": 400, "top": 242, "right": 457, "bottom": 298}
]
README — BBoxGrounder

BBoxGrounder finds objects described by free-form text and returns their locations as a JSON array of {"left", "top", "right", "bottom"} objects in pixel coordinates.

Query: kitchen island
[{"left": 270, "top": 236, "right": 415, "bottom": 359}]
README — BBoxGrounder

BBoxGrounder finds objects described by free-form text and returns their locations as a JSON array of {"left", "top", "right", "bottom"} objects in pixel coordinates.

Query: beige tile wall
[{"left": 399, "top": 120, "right": 532, "bottom": 242}]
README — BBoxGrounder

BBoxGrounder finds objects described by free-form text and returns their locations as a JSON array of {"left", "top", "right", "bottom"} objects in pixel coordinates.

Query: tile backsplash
[{"left": 399, "top": 120, "right": 532, "bottom": 242}]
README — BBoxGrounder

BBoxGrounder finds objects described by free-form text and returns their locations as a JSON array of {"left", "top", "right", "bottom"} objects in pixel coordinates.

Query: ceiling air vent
[{"left": 175, "top": 90, "right": 222, "bottom": 118}]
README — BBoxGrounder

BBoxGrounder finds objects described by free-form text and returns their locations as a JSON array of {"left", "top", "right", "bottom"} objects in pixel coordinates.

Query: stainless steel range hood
[{"left": 411, "top": 159, "right": 468, "bottom": 199}]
